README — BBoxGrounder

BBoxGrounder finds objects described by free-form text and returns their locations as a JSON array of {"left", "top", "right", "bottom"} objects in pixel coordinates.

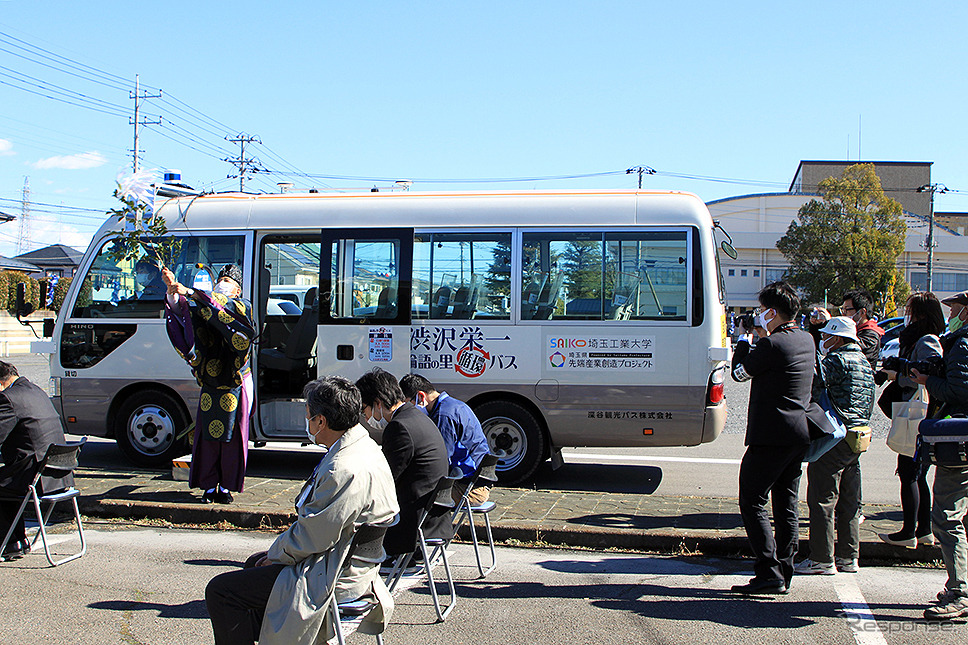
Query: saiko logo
[
  {"left": 549, "top": 351, "right": 566, "bottom": 368},
  {"left": 549, "top": 338, "right": 587, "bottom": 349}
]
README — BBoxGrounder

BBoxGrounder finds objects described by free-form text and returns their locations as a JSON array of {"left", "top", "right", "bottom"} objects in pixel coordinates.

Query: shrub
[{"left": 2, "top": 271, "right": 41, "bottom": 314}]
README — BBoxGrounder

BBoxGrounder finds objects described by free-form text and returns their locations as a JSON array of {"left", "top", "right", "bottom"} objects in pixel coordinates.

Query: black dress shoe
[
  {"left": 0, "top": 541, "right": 28, "bottom": 562},
  {"left": 201, "top": 490, "right": 216, "bottom": 504},
  {"left": 213, "top": 490, "right": 234, "bottom": 504},
  {"left": 731, "top": 578, "right": 788, "bottom": 595}
]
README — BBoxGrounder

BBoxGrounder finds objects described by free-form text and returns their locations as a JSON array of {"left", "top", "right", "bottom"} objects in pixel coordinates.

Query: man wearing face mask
[
  {"left": 911, "top": 291, "right": 968, "bottom": 620},
  {"left": 796, "top": 317, "right": 874, "bottom": 576},
  {"left": 400, "top": 373, "right": 492, "bottom": 505},
  {"left": 205, "top": 376, "right": 398, "bottom": 645},
  {"left": 355, "top": 368, "right": 449, "bottom": 559},
  {"left": 162, "top": 264, "right": 255, "bottom": 504},
  {"left": 811, "top": 290, "right": 884, "bottom": 371},
  {"left": 729, "top": 281, "right": 816, "bottom": 595}
]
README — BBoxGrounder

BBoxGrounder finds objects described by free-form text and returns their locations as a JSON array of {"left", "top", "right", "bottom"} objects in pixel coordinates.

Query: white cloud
[
  {"left": 0, "top": 139, "right": 14, "bottom": 156},
  {"left": 31, "top": 151, "right": 107, "bottom": 170}
]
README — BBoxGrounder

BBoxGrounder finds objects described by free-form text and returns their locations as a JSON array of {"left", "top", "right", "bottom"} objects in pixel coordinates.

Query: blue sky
[{"left": 1, "top": 0, "right": 967, "bottom": 257}]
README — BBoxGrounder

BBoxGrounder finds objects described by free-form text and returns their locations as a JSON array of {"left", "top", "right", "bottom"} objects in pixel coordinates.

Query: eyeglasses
[{"left": 841, "top": 306, "right": 857, "bottom": 314}]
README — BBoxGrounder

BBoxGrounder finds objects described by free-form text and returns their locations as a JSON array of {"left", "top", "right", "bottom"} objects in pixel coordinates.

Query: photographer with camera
[
  {"left": 729, "top": 282, "right": 815, "bottom": 595},
  {"left": 910, "top": 291, "right": 968, "bottom": 620},
  {"left": 876, "top": 292, "right": 944, "bottom": 550}
]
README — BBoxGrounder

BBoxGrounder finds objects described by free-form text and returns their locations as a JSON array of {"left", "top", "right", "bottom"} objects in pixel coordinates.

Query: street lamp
[{"left": 917, "top": 183, "right": 948, "bottom": 292}]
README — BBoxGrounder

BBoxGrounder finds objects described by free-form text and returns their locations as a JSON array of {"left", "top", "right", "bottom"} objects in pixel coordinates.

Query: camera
[
  {"left": 735, "top": 313, "right": 755, "bottom": 330},
  {"left": 880, "top": 355, "right": 945, "bottom": 380}
]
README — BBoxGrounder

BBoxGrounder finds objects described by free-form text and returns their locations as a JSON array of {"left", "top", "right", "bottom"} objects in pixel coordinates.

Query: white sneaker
[
  {"left": 795, "top": 559, "right": 836, "bottom": 575},
  {"left": 835, "top": 557, "right": 859, "bottom": 573}
]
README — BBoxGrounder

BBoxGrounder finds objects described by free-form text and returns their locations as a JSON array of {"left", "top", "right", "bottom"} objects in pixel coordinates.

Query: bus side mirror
[
  {"left": 15, "top": 282, "right": 35, "bottom": 319},
  {"left": 43, "top": 318, "right": 56, "bottom": 338}
]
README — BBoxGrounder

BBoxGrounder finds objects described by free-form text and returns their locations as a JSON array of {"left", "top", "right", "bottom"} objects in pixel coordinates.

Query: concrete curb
[{"left": 77, "top": 497, "right": 943, "bottom": 564}]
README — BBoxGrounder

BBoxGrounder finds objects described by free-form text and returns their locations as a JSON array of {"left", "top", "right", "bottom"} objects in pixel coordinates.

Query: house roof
[
  {"left": 13, "top": 243, "right": 83, "bottom": 267},
  {"left": 0, "top": 255, "right": 42, "bottom": 272}
]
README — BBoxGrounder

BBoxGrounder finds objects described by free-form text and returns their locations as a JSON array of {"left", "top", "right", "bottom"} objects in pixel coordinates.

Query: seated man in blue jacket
[{"left": 400, "top": 373, "right": 492, "bottom": 504}]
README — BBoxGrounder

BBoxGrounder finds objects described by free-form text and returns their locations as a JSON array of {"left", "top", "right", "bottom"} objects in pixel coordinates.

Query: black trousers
[
  {"left": 205, "top": 563, "right": 285, "bottom": 645},
  {"left": 896, "top": 454, "right": 932, "bottom": 538},
  {"left": 0, "top": 484, "right": 28, "bottom": 548},
  {"left": 739, "top": 443, "right": 808, "bottom": 584}
]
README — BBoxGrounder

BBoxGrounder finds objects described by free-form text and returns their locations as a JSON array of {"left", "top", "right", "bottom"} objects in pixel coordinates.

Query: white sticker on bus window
[
  {"left": 368, "top": 327, "right": 392, "bottom": 362},
  {"left": 547, "top": 335, "right": 656, "bottom": 371}
]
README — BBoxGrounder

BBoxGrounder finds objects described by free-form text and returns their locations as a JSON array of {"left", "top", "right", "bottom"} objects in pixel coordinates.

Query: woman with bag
[{"left": 877, "top": 292, "right": 944, "bottom": 548}]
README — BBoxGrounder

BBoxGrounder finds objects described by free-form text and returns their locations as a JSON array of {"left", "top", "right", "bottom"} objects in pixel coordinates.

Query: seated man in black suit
[
  {"left": 355, "top": 368, "right": 449, "bottom": 558},
  {"left": 0, "top": 361, "right": 71, "bottom": 561}
]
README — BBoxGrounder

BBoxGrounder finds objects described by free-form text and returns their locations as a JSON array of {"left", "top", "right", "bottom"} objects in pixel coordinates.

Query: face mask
[
  {"left": 413, "top": 393, "right": 428, "bottom": 412},
  {"left": 753, "top": 308, "right": 775, "bottom": 330},
  {"left": 305, "top": 417, "right": 317, "bottom": 444},
  {"left": 367, "top": 405, "right": 389, "bottom": 431},
  {"left": 819, "top": 337, "right": 836, "bottom": 356},
  {"left": 136, "top": 272, "right": 151, "bottom": 285},
  {"left": 213, "top": 282, "right": 236, "bottom": 297},
  {"left": 948, "top": 310, "right": 966, "bottom": 334}
]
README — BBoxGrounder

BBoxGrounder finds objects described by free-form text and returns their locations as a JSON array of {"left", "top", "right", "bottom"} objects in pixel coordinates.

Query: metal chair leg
[{"left": 420, "top": 534, "right": 456, "bottom": 622}]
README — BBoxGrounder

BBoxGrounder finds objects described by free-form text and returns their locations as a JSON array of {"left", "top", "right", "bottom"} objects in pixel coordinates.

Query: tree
[
  {"left": 561, "top": 240, "right": 603, "bottom": 299},
  {"left": 777, "top": 163, "right": 908, "bottom": 314}
]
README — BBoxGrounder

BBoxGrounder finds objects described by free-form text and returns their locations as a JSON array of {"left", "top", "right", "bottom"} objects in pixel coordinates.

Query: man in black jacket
[
  {"left": 0, "top": 361, "right": 70, "bottom": 561},
  {"left": 730, "top": 282, "right": 815, "bottom": 594},
  {"left": 355, "top": 368, "right": 449, "bottom": 557}
]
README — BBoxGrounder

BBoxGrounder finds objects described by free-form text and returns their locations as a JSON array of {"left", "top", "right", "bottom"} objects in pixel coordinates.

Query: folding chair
[
  {"left": 451, "top": 453, "right": 499, "bottom": 578},
  {"left": 0, "top": 438, "right": 87, "bottom": 567},
  {"left": 330, "top": 516, "right": 397, "bottom": 645},
  {"left": 384, "top": 475, "right": 458, "bottom": 621}
]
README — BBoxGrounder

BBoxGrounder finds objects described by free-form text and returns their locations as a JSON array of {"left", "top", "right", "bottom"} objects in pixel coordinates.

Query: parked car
[{"left": 878, "top": 317, "right": 904, "bottom": 363}]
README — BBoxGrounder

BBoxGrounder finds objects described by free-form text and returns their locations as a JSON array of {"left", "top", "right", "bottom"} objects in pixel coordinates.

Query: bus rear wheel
[
  {"left": 115, "top": 390, "right": 189, "bottom": 468},
  {"left": 474, "top": 400, "right": 545, "bottom": 486}
]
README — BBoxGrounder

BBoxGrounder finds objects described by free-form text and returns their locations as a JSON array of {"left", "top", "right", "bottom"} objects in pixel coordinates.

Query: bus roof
[{"left": 95, "top": 189, "right": 712, "bottom": 239}]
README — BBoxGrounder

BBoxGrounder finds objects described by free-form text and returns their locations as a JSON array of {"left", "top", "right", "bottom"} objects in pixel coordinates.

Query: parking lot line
[
  {"left": 834, "top": 575, "right": 888, "bottom": 645},
  {"left": 567, "top": 452, "right": 742, "bottom": 465}
]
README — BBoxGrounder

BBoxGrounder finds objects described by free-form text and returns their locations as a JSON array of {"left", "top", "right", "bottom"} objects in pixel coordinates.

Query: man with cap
[
  {"left": 162, "top": 264, "right": 255, "bottom": 504},
  {"left": 795, "top": 316, "right": 874, "bottom": 576},
  {"left": 912, "top": 290, "right": 968, "bottom": 620}
]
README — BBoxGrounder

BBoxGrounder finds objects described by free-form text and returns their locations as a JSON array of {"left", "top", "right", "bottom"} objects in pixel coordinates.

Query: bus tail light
[{"left": 707, "top": 367, "right": 725, "bottom": 405}]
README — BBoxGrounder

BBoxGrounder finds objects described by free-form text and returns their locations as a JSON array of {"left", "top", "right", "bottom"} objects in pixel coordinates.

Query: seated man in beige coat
[{"left": 205, "top": 376, "right": 399, "bottom": 645}]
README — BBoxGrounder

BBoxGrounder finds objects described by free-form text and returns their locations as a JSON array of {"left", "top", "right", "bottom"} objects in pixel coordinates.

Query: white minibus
[{"left": 35, "top": 189, "right": 730, "bottom": 484}]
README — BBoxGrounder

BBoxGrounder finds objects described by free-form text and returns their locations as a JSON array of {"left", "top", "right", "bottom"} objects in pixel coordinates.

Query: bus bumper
[{"left": 701, "top": 402, "right": 726, "bottom": 443}]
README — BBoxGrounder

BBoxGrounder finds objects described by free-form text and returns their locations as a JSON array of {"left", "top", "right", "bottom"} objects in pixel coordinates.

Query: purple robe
[{"left": 165, "top": 291, "right": 254, "bottom": 492}]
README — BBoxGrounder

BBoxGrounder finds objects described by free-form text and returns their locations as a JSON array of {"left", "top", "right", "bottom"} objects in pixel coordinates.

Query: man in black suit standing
[
  {"left": 730, "top": 282, "right": 815, "bottom": 595},
  {"left": 0, "top": 361, "right": 70, "bottom": 561},
  {"left": 355, "top": 368, "right": 449, "bottom": 557}
]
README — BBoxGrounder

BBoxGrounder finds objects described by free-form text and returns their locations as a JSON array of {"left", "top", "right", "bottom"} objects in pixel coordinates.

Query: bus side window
[
  {"left": 70, "top": 236, "right": 245, "bottom": 319},
  {"left": 413, "top": 232, "right": 511, "bottom": 320}
]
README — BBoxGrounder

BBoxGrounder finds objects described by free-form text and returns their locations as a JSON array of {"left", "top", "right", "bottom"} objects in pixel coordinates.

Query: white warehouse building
[{"left": 706, "top": 161, "right": 968, "bottom": 312}]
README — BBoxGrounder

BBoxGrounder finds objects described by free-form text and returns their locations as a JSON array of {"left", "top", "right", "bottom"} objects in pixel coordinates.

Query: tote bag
[{"left": 887, "top": 386, "right": 928, "bottom": 458}]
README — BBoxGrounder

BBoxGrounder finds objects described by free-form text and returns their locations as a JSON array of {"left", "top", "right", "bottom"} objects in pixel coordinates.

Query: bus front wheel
[
  {"left": 475, "top": 400, "right": 545, "bottom": 486},
  {"left": 115, "top": 390, "right": 189, "bottom": 468}
]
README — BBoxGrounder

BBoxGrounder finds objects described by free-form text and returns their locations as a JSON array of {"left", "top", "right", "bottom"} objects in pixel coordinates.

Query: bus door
[
  {"left": 316, "top": 228, "right": 414, "bottom": 399},
  {"left": 255, "top": 233, "right": 322, "bottom": 438}
]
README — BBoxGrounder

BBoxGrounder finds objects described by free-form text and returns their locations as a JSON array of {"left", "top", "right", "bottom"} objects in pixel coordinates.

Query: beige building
[{"left": 710, "top": 160, "right": 968, "bottom": 313}]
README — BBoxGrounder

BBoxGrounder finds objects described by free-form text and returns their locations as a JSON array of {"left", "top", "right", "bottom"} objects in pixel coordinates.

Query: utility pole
[
  {"left": 917, "top": 183, "right": 948, "bottom": 292},
  {"left": 224, "top": 134, "right": 264, "bottom": 192},
  {"left": 18, "top": 176, "right": 29, "bottom": 254},
  {"left": 626, "top": 166, "right": 655, "bottom": 189},
  {"left": 130, "top": 75, "right": 162, "bottom": 173}
]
